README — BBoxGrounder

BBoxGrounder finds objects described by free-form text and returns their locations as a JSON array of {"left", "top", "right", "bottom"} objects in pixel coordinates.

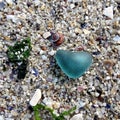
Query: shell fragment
[{"left": 30, "top": 89, "right": 42, "bottom": 106}]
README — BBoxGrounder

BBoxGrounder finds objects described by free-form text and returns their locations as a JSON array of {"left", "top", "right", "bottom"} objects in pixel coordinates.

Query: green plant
[
  {"left": 33, "top": 104, "right": 76, "bottom": 120},
  {"left": 7, "top": 38, "right": 32, "bottom": 62},
  {"left": 7, "top": 38, "right": 32, "bottom": 79}
]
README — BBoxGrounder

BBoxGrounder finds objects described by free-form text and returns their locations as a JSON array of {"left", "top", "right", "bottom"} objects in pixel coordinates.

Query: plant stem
[{"left": 33, "top": 104, "right": 76, "bottom": 120}]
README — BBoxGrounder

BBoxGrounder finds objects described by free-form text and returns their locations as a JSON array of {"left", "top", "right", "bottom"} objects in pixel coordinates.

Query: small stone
[
  {"left": 106, "top": 76, "right": 111, "bottom": 80},
  {"left": 79, "top": 101, "right": 86, "bottom": 108},
  {"left": 0, "top": 1, "right": 5, "bottom": 9},
  {"left": 48, "top": 50, "right": 55, "bottom": 56},
  {"left": 103, "top": 6, "right": 113, "bottom": 19},
  {"left": 77, "top": 86, "right": 86, "bottom": 92},
  {"left": 113, "top": 21, "right": 119, "bottom": 28},
  {"left": 6, "top": 15, "right": 18, "bottom": 23},
  {"left": 31, "top": 68, "right": 38, "bottom": 76},
  {"left": 30, "top": 89, "right": 42, "bottom": 106},
  {"left": 43, "top": 32, "right": 51, "bottom": 39},
  {"left": 40, "top": 46, "right": 47, "bottom": 51},
  {"left": 74, "top": 28, "right": 82, "bottom": 34},
  {"left": 105, "top": 104, "right": 111, "bottom": 109},
  {"left": 41, "top": 4, "right": 45, "bottom": 11},
  {"left": 43, "top": 98, "right": 53, "bottom": 108},
  {"left": 53, "top": 110, "right": 59, "bottom": 116},
  {"left": 47, "top": 20, "right": 53, "bottom": 28},
  {"left": 70, "top": 87, "right": 76, "bottom": 92},
  {"left": 75, "top": 45, "right": 84, "bottom": 51},
  {"left": 113, "top": 35, "right": 120, "bottom": 42},
  {"left": 41, "top": 55, "right": 47, "bottom": 61},
  {"left": 52, "top": 101, "right": 60, "bottom": 109},
  {"left": 83, "top": 29, "right": 90, "bottom": 34},
  {"left": 95, "top": 92, "right": 100, "bottom": 97},
  {"left": 34, "top": 0, "right": 40, "bottom": 6},
  {"left": 0, "top": 85, "right": 4, "bottom": 88},
  {"left": 0, "top": 115, "right": 4, "bottom": 120},
  {"left": 70, "top": 113, "right": 83, "bottom": 120},
  {"left": 11, "top": 110, "right": 18, "bottom": 116},
  {"left": 6, "top": 0, "right": 13, "bottom": 5},
  {"left": 70, "top": 4, "right": 75, "bottom": 9},
  {"left": 80, "top": 22, "right": 87, "bottom": 29}
]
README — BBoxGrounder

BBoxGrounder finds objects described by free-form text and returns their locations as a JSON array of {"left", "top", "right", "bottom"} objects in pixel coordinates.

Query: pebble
[
  {"left": 42, "top": 98, "right": 60, "bottom": 109},
  {"left": 78, "top": 101, "right": 86, "bottom": 108},
  {"left": 0, "top": 115, "right": 4, "bottom": 120},
  {"left": 70, "top": 113, "right": 83, "bottom": 120},
  {"left": 113, "top": 35, "right": 120, "bottom": 42},
  {"left": 53, "top": 110, "right": 59, "bottom": 116},
  {"left": 43, "top": 32, "right": 51, "bottom": 39},
  {"left": 40, "top": 46, "right": 47, "bottom": 51},
  {"left": 42, "top": 98, "right": 53, "bottom": 108},
  {"left": 30, "top": 89, "right": 42, "bottom": 106},
  {"left": 95, "top": 92, "right": 100, "bottom": 97},
  {"left": 83, "top": 29, "right": 90, "bottom": 34},
  {"left": 103, "top": 6, "right": 113, "bottom": 19},
  {"left": 6, "top": 0, "right": 13, "bottom": 5},
  {"left": 52, "top": 101, "right": 60, "bottom": 109},
  {"left": 11, "top": 110, "right": 18, "bottom": 116},
  {"left": 0, "top": 1, "right": 5, "bottom": 9},
  {"left": 31, "top": 68, "right": 39, "bottom": 76},
  {"left": 77, "top": 86, "right": 86, "bottom": 92},
  {"left": 80, "top": 22, "right": 87, "bottom": 29},
  {"left": 40, "top": 4, "right": 45, "bottom": 11},
  {"left": 34, "top": 0, "right": 40, "bottom": 6},
  {"left": 70, "top": 4, "right": 75, "bottom": 9},
  {"left": 74, "top": 28, "right": 82, "bottom": 34},
  {"left": 48, "top": 50, "right": 55, "bottom": 56},
  {"left": 41, "top": 55, "right": 47, "bottom": 61},
  {"left": 6, "top": 15, "right": 18, "bottom": 23}
]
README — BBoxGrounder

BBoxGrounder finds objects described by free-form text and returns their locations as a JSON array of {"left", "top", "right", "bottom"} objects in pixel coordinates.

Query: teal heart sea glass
[{"left": 55, "top": 50, "right": 93, "bottom": 78}]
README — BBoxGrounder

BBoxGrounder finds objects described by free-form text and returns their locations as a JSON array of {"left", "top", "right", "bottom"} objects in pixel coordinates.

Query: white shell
[
  {"left": 30, "top": 89, "right": 42, "bottom": 106},
  {"left": 103, "top": 6, "right": 113, "bottom": 19},
  {"left": 43, "top": 32, "right": 51, "bottom": 39}
]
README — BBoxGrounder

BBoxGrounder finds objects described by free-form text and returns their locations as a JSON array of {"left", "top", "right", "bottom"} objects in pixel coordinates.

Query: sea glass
[{"left": 55, "top": 50, "right": 93, "bottom": 78}]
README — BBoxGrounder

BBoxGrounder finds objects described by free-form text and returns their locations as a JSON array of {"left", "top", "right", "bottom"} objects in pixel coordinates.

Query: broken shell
[
  {"left": 29, "top": 89, "right": 42, "bottom": 106},
  {"left": 54, "top": 33, "right": 64, "bottom": 46},
  {"left": 50, "top": 31, "right": 60, "bottom": 42}
]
